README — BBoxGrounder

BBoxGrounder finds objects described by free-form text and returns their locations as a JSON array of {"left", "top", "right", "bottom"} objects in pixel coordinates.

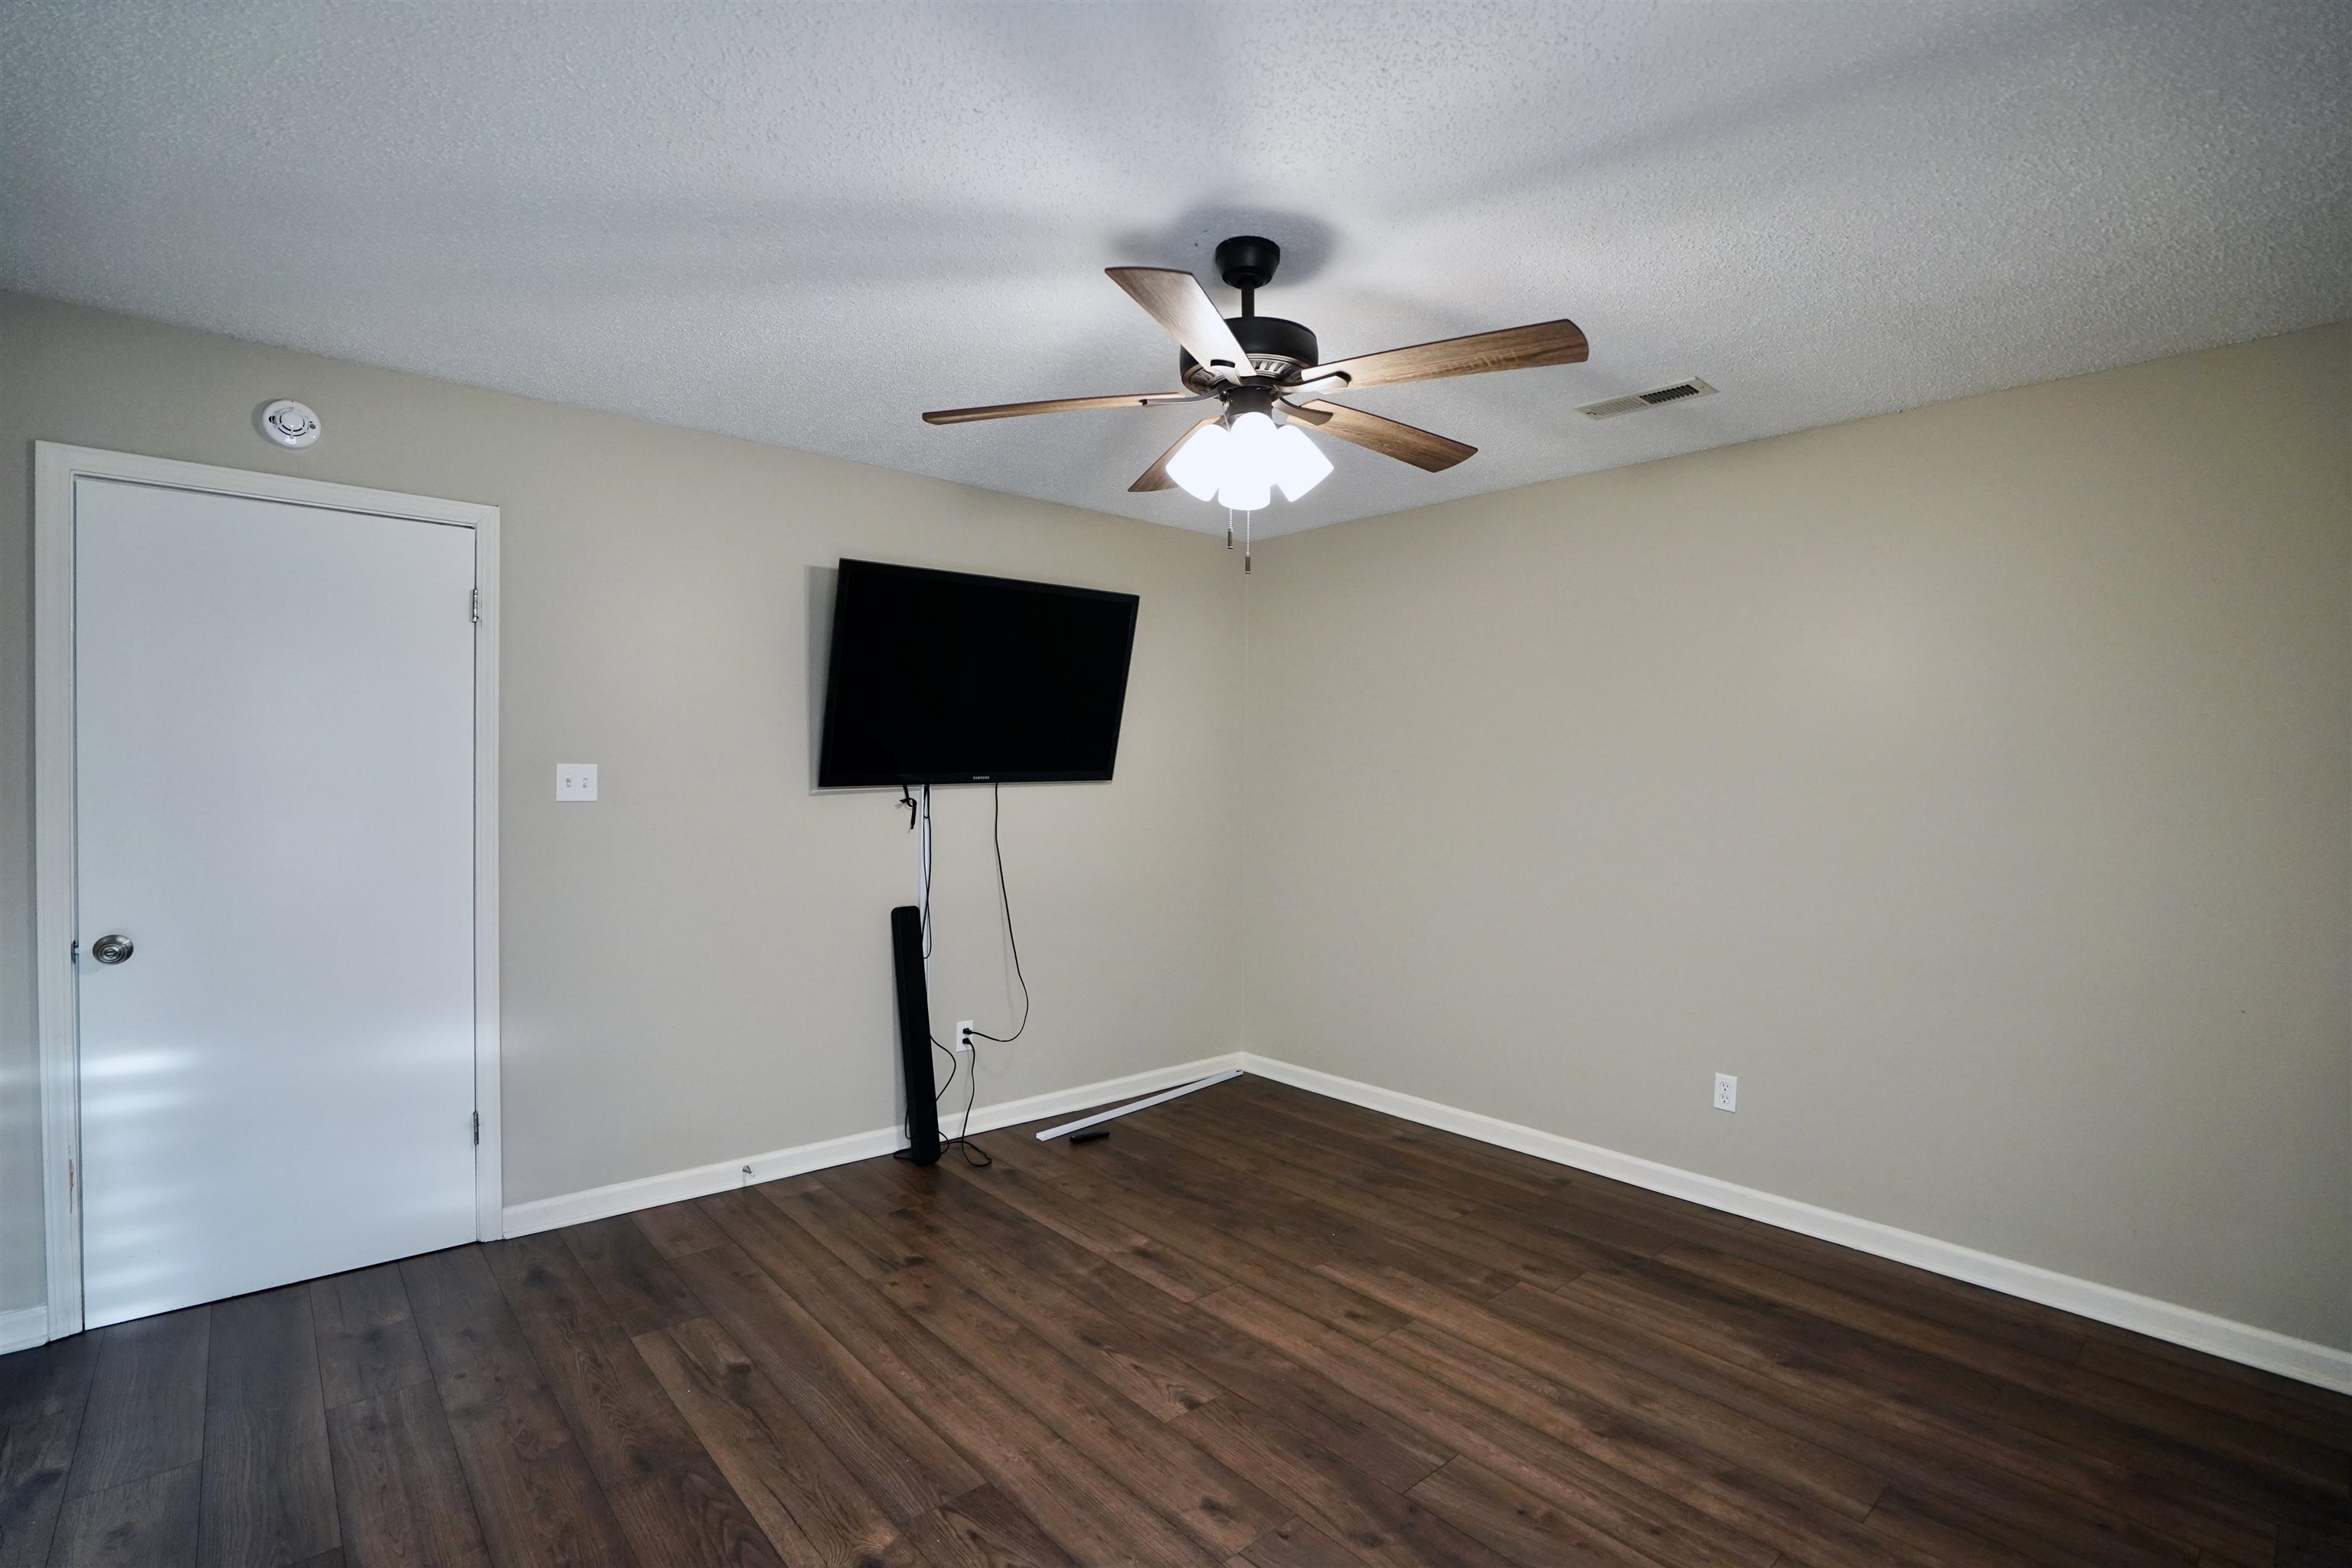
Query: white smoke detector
[{"left": 256, "top": 399, "right": 321, "bottom": 449}]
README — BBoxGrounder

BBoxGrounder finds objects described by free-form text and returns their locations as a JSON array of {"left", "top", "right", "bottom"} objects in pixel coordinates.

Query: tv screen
[{"left": 817, "top": 560, "right": 1141, "bottom": 787}]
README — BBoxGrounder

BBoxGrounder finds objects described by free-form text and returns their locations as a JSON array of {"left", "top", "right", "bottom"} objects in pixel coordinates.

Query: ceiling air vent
[{"left": 1577, "top": 378, "right": 1718, "bottom": 420}]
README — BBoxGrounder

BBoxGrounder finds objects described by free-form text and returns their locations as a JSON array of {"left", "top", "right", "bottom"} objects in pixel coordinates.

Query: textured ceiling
[{"left": 5, "top": 2, "right": 2349, "bottom": 537}]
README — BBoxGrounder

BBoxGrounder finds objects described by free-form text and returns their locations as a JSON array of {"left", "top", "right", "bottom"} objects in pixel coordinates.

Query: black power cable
[
  {"left": 966, "top": 782, "right": 1031, "bottom": 1046},
  {"left": 933, "top": 782, "right": 1028, "bottom": 1167}
]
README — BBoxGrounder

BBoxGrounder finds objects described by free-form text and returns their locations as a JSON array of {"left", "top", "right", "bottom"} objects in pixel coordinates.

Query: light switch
[{"left": 556, "top": 763, "right": 598, "bottom": 802}]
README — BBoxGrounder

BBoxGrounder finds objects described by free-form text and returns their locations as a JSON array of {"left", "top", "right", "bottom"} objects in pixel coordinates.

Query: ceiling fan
[{"left": 923, "top": 236, "right": 1588, "bottom": 563}]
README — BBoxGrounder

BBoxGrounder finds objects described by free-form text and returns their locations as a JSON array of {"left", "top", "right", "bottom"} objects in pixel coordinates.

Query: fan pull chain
[
  {"left": 1226, "top": 508, "right": 1234, "bottom": 550},
  {"left": 1244, "top": 509, "right": 1253, "bottom": 573}
]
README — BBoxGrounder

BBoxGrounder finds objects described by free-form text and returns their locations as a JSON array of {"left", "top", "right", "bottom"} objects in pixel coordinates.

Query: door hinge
[
  {"left": 67, "top": 1157, "right": 76, "bottom": 1210},
  {"left": 469, "top": 589, "right": 482, "bottom": 624},
  {"left": 70, "top": 939, "right": 80, "bottom": 962},
  {"left": 472, "top": 1111, "right": 481, "bottom": 1145}
]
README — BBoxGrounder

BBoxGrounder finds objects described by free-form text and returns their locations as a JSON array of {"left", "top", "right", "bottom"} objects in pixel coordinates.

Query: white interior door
[{"left": 73, "top": 475, "right": 480, "bottom": 1328}]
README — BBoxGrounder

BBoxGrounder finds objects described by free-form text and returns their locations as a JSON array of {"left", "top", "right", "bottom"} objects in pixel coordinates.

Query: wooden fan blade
[
  {"left": 1106, "top": 268, "right": 1255, "bottom": 382},
  {"left": 1305, "top": 318, "right": 1587, "bottom": 390},
  {"left": 1129, "top": 416, "right": 1220, "bottom": 492},
  {"left": 923, "top": 391, "right": 1193, "bottom": 425},
  {"left": 1286, "top": 400, "right": 1476, "bottom": 472}
]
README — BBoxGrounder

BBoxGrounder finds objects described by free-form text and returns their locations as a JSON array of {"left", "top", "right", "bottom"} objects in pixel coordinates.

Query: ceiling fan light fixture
[
  {"left": 1165, "top": 420, "right": 1230, "bottom": 501},
  {"left": 926, "top": 237, "right": 1575, "bottom": 547},
  {"left": 1169, "top": 410, "right": 1331, "bottom": 511},
  {"left": 1270, "top": 420, "right": 1334, "bottom": 501}
]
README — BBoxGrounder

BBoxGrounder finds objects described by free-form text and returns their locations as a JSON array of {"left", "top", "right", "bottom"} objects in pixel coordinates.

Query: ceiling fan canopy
[{"left": 923, "top": 234, "right": 1589, "bottom": 559}]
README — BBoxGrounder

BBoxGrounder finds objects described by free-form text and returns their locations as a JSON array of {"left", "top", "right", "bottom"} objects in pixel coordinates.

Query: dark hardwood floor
[{"left": 5, "top": 1075, "right": 2348, "bottom": 1566}]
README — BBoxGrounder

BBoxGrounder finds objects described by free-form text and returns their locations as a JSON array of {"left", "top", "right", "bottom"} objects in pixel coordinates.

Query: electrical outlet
[
  {"left": 555, "top": 763, "right": 598, "bottom": 802},
  {"left": 1713, "top": 1073, "right": 1738, "bottom": 1112},
  {"left": 953, "top": 1020, "right": 975, "bottom": 1053}
]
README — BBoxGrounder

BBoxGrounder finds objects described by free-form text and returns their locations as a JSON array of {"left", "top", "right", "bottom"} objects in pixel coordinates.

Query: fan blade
[
  {"left": 1106, "top": 267, "right": 1255, "bottom": 382},
  {"left": 923, "top": 391, "right": 1194, "bottom": 425},
  {"left": 1285, "top": 400, "right": 1476, "bottom": 472},
  {"left": 1129, "top": 417, "right": 1220, "bottom": 492},
  {"left": 1305, "top": 318, "right": 1587, "bottom": 390}
]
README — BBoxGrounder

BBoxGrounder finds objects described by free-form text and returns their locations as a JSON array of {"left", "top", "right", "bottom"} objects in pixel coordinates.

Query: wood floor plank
[
  {"left": 1194, "top": 1285, "right": 1773, "bottom": 1568},
  {"left": 2076, "top": 1337, "right": 2352, "bottom": 1452},
  {"left": 705, "top": 1184, "right": 1231, "bottom": 1567},
  {"left": 1406, "top": 1455, "right": 1674, "bottom": 1568},
  {"left": 198, "top": 1284, "right": 339, "bottom": 1567},
  {"left": 394, "top": 1250, "right": 499, "bottom": 1318},
  {"left": 841, "top": 1158, "right": 1452, "bottom": 1497},
  {"left": 1998, "top": 1358, "right": 2346, "bottom": 1500},
  {"left": 1600, "top": 1253, "right": 2012, "bottom": 1413},
  {"left": 1078, "top": 1120, "right": 1526, "bottom": 1305},
  {"left": 634, "top": 1315, "right": 904, "bottom": 1566},
  {"left": 309, "top": 1267, "right": 430, "bottom": 1413},
  {"left": 874, "top": 1259, "right": 1289, "bottom": 1557},
  {"left": 698, "top": 1188, "right": 976, "bottom": 1396},
  {"left": 1560, "top": 1266, "right": 2288, "bottom": 1559},
  {"left": 820, "top": 1159, "right": 1226, "bottom": 1423},
  {"left": 485, "top": 1233, "right": 784, "bottom": 1568},
  {"left": 668, "top": 1240, "right": 982, "bottom": 1524},
  {"left": 1139, "top": 1104, "right": 1596, "bottom": 1291},
  {"left": 1315, "top": 1260, "right": 1888, "bottom": 1517},
  {"left": 979, "top": 1132, "right": 1412, "bottom": 1344},
  {"left": 936, "top": 1149, "right": 1234, "bottom": 1302},
  {"left": 1238, "top": 1515, "right": 1366, "bottom": 1568},
  {"left": 629, "top": 1203, "right": 730, "bottom": 1262},
  {"left": 0, "top": 1334, "right": 99, "bottom": 1568},
  {"left": 22, "top": 1083, "right": 2352, "bottom": 1568},
  {"left": 758, "top": 1178, "right": 925, "bottom": 1282},
  {"left": 1383, "top": 1325, "right": 1935, "bottom": 1568},
  {"left": 1174, "top": 1394, "right": 1517, "bottom": 1568},
  {"left": 1220, "top": 1082, "right": 1578, "bottom": 1198},
  {"left": 47, "top": 1463, "right": 201, "bottom": 1568},
  {"left": 925, "top": 1406, "right": 1228, "bottom": 1568},
  {"left": 410, "top": 1277, "right": 642, "bottom": 1568},
  {"left": 323, "top": 1380, "right": 492, "bottom": 1568},
  {"left": 560, "top": 1218, "right": 705, "bottom": 1338},
  {"left": 896, "top": 1483, "right": 1083, "bottom": 1568},
  {"left": 1494, "top": 1280, "right": 2238, "bottom": 1568},
  {"left": 1983, "top": 1379, "right": 2314, "bottom": 1537},
  {"left": 67, "top": 1310, "right": 210, "bottom": 1501},
  {"left": 1864, "top": 1488, "right": 2052, "bottom": 1568},
  {"left": 1162, "top": 1094, "right": 1553, "bottom": 1219}
]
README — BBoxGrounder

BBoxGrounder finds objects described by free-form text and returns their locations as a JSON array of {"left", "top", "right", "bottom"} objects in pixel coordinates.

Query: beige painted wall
[
  {"left": 0, "top": 293, "right": 1246, "bottom": 1314},
  {"left": 7, "top": 293, "right": 2344, "bottom": 1354},
  {"left": 1244, "top": 321, "right": 2352, "bottom": 1350}
]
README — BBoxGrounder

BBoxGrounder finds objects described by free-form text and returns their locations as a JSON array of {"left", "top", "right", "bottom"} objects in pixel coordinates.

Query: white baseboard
[
  {"left": 501, "top": 1053, "right": 1244, "bottom": 1238},
  {"left": 1240, "top": 1054, "right": 2352, "bottom": 1396},
  {"left": 0, "top": 1304, "right": 48, "bottom": 1355}
]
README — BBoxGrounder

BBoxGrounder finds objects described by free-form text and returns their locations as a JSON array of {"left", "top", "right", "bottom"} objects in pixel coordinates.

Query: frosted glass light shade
[
  {"left": 1161, "top": 410, "right": 1331, "bottom": 510},
  {"left": 1269, "top": 422, "right": 1333, "bottom": 501},
  {"left": 1164, "top": 421, "right": 1230, "bottom": 501}
]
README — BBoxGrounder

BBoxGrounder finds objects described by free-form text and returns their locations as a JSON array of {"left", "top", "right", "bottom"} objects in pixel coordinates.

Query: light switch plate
[{"left": 556, "top": 763, "right": 598, "bottom": 802}]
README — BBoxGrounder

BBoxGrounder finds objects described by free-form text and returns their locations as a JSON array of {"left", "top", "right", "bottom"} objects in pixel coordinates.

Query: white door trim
[{"left": 32, "top": 443, "right": 503, "bottom": 1342}]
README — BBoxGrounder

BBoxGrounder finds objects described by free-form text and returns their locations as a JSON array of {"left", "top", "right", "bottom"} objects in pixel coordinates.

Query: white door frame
[{"left": 33, "top": 442, "right": 503, "bottom": 1341}]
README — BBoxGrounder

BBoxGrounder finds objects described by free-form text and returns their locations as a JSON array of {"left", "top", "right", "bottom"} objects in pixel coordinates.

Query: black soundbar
[{"left": 890, "top": 903, "right": 941, "bottom": 1165}]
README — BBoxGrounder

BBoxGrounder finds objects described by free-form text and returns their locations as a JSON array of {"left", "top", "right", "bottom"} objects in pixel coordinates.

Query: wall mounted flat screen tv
[{"left": 817, "top": 560, "right": 1141, "bottom": 787}]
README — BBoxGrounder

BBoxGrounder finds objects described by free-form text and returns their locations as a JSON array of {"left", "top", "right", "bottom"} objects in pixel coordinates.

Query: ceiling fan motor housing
[{"left": 1181, "top": 315, "right": 1320, "bottom": 390}]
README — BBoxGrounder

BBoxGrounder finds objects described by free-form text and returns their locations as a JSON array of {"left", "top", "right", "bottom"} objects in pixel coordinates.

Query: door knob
[{"left": 90, "top": 933, "right": 134, "bottom": 965}]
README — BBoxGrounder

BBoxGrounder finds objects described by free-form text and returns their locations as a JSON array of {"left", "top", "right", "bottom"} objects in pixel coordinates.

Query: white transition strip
[
  {"left": 501, "top": 1053, "right": 1245, "bottom": 1238},
  {"left": 1035, "top": 1069, "right": 1241, "bottom": 1140},
  {"left": 1240, "top": 1053, "right": 2352, "bottom": 1396},
  {"left": 499, "top": 1046, "right": 2349, "bottom": 1395},
  {"left": 0, "top": 1305, "right": 47, "bottom": 1355}
]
